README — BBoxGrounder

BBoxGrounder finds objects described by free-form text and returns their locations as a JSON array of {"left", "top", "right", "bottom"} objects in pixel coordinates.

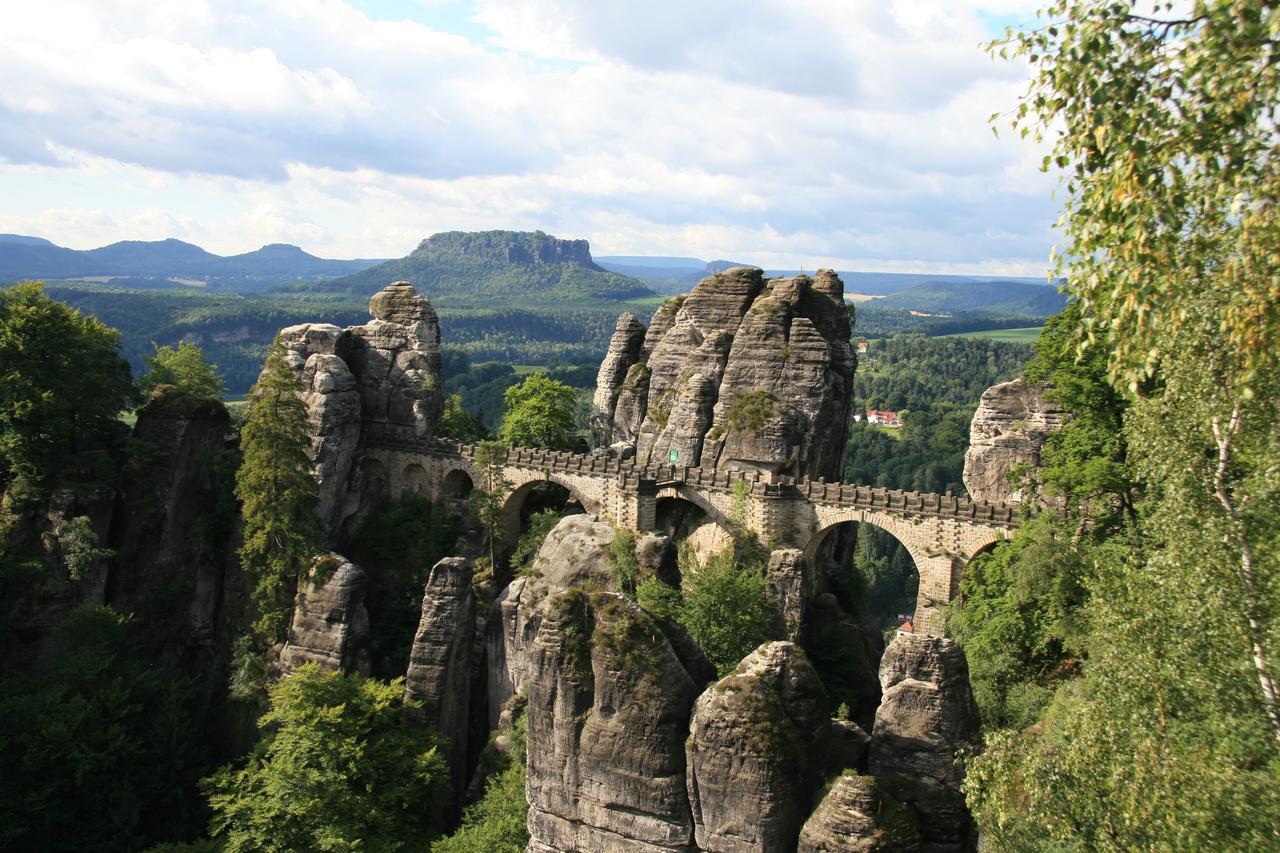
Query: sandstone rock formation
[
  {"left": 686, "top": 641, "right": 831, "bottom": 852},
  {"left": 766, "top": 548, "right": 808, "bottom": 642},
  {"left": 963, "top": 376, "right": 1067, "bottom": 504},
  {"left": 108, "top": 388, "right": 236, "bottom": 669},
  {"left": 278, "top": 554, "right": 371, "bottom": 676},
  {"left": 869, "top": 635, "right": 981, "bottom": 852},
  {"left": 404, "top": 556, "right": 475, "bottom": 804},
  {"left": 526, "top": 590, "right": 704, "bottom": 852},
  {"left": 808, "top": 594, "right": 884, "bottom": 732},
  {"left": 797, "top": 774, "right": 922, "bottom": 852},
  {"left": 274, "top": 281, "right": 444, "bottom": 536},
  {"left": 827, "top": 718, "right": 872, "bottom": 777},
  {"left": 592, "top": 268, "right": 856, "bottom": 479},
  {"left": 485, "top": 514, "right": 621, "bottom": 727}
]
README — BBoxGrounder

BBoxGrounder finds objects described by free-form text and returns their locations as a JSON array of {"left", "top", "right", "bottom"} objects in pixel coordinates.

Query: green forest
[{"left": 1, "top": 1, "right": 1278, "bottom": 850}]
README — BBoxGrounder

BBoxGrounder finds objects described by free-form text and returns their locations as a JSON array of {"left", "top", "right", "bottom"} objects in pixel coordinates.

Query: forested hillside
[
  {"left": 841, "top": 335, "right": 1032, "bottom": 633},
  {"left": 321, "top": 230, "right": 652, "bottom": 305},
  {"left": 952, "top": 4, "right": 1280, "bottom": 847}
]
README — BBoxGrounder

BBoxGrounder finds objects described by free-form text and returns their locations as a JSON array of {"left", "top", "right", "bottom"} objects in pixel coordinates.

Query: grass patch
[{"left": 943, "top": 326, "right": 1044, "bottom": 343}]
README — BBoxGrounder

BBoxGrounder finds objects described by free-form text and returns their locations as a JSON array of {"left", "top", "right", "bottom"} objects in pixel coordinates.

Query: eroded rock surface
[
  {"left": 526, "top": 591, "right": 703, "bottom": 852},
  {"left": 273, "top": 281, "right": 444, "bottom": 536},
  {"left": 797, "top": 774, "right": 921, "bottom": 852},
  {"left": 592, "top": 268, "right": 856, "bottom": 478},
  {"left": 404, "top": 556, "right": 474, "bottom": 803},
  {"left": 686, "top": 641, "right": 830, "bottom": 852},
  {"left": 108, "top": 389, "right": 235, "bottom": 668},
  {"left": 869, "top": 635, "right": 981, "bottom": 852},
  {"left": 766, "top": 548, "right": 808, "bottom": 642},
  {"left": 963, "top": 377, "right": 1067, "bottom": 504},
  {"left": 485, "top": 514, "right": 619, "bottom": 727},
  {"left": 278, "top": 554, "right": 371, "bottom": 676}
]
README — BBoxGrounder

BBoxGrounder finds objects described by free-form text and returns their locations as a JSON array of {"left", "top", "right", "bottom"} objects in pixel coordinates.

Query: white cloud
[{"left": 0, "top": 0, "right": 1060, "bottom": 274}]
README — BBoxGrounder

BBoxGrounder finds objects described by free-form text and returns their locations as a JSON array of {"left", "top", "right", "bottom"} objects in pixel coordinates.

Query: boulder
[
  {"left": 278, "top": 554, "right": 371, "bottom": 676},
  {"left": 345, "top": 281, "right": 444, "bottom": 431},
  {"left": 686, "top": 641, "right": 830, "bottom": 852},
  {"left": 592, "top": 269, "right": 856, "bottom": 479},
  {"left": 827, "top": 718, "right": 872, "bottom": 777},
  {"left": 962, "top": 377, "right": 1067, "bottom": 504},
  {"left": 525, "top": 590, "right": 703, "bottom": 852},
  {"left": 869, "top": 635, "right": 981, "bottom": 852},
  {"left": 404, "top": 556, "right": 475, "bottom": 806},
  {"left": 797, "top": 774, "right": 922, "bottom": 852}
]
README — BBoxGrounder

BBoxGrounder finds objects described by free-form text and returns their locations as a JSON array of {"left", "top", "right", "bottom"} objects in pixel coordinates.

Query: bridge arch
[
  {"left": 802, "top": 510, "right": 934, "bottom": 573},
  {"left": 440, "top": 467, "right": 474, "bottom": 500},
  {"left": 802, "top": 509, "right": 952, "bottom": 635},
  {"left": 498, "top": 471, "right": 596, "bottom": 547},
  {"left": 401, "top": 463, "right": 428, "bottom": 496}
]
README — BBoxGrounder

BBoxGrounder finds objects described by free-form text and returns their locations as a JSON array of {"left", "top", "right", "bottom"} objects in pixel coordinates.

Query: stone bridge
[{"left": 359, "top": 424, "right": 1018, "bottom": 635}]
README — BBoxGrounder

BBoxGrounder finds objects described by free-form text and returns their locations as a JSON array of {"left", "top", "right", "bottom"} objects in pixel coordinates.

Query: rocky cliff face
[
  {"left": 963, "top": 377, "right": 1066, "bottom": 504},
  {"left": 797, "top": 774, "right": 921, "bottom": 852},
  {"left": 277, "top": 554, "right": 371, "bottom": 676},
  {"left": 485, "top": 514, "right": 631, "bottom": 727},
  {"left": 420, "top": 230, "right": 599, "bottom": 267},
  {"left": 592, "top": 268, "right": 856, "bottom": 478},
  {"left": 526, "top": 590, "right": 707, "bottom": 852},
  {"left": 869, "top": 635, "right": 981, "bottom": 852},
  {"left": 108, "top": 389, "right": 238, "bottom": 669},
  {"left": 404, "top": 556, "right": 475, "bottom": 806},
  {"left": 686, "top": 641, "right": 830, "bottom": 852},
  {"left": 275, "top": 281, "right": 444, "bottom": 537}
]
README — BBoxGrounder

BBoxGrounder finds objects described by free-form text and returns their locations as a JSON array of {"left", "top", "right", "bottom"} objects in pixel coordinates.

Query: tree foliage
[
  {"left": 470, "top": 440, "right": 511, "bottom": 575},
  {"left": 139, "top": 341, "right": 226, "bottom": 400},
  {"left": 436, "top": 393, "right": 489, "bottom": 442},
  {"left": 234, "top": 342, "right": 322, "bottom": 642},
  {"left": 0, "top": 607, "right": 208, "bottom": 852},
  {"left": 203, "top": 666, "right": 450, "bottom": 852},
  {"left": 963, "top": 3, "right": 1280, "bottom": 844},
  {"left": 0, "top": 281, "right": 135, "bottom": 499},
  {"left": 1000, "top": 0, "right": 1280, "bottom": 396},
  {"left": 431, "top": 716, "right": 528, "bottom": 853},
  {"left": 498, "top": 373, "right": 579, "bottom": 450},
  {"left": 509, "top": 507, "right": 562, "bottom": 576},
  {"left": 664, "top": 544, "right": 779, "bottom": 677},
  {"left": 351, "top": 494, "right": 459, "bottom": 677}
]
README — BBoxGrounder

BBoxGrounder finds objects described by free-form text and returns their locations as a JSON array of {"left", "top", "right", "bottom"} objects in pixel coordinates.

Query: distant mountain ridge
[
  {"left": 0, "top": 235, "right": 384, "bottom": 286},
  {"left": 322, "top": 230, "right": 652, "bottom": 305},
  {"left": 595, "top": 254, "right": 1060, "bottom": 318},
  {"left": 877, "top": 279, "right": 1067, "bottom": 316}
]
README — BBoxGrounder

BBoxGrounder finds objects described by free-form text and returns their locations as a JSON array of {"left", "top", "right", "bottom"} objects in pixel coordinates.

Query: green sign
[{"left": 669, "top": 449, "right": 680, "bottom": 464}]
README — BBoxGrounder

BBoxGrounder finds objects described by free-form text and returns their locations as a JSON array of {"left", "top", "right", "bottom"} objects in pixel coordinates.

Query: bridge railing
[{"left": 356, "top": 422, "right": 1017, "bottom": 527}]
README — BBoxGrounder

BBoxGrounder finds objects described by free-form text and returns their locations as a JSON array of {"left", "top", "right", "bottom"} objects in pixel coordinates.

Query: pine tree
[
  {"left": 469, "top": 440, "right": 510, "bottom": 575},
  {"left": 235, "top": 343, "right": 322, "bottom": 642}
]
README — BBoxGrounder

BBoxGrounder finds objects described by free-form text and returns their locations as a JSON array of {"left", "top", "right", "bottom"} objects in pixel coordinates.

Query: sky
[{"left": 0, "top": 0, "right": 1059, "bottom": 275}]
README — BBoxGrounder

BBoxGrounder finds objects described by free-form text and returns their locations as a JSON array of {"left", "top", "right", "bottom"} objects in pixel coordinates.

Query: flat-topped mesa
[{"left": 592, "top": 267, "right": 856, "bottom": 479}]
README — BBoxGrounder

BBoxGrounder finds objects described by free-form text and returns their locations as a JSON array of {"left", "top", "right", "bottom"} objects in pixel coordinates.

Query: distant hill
[
  {"left": 595, "top": 256, "right": 756, "bottom": 293},
  {"left": 323, "top": 230, "right": 653, "bottom": 305},
  {"left": 595, "top": 254, "right": 1052, "bottom": 299},
  {"left": 0, "top": 235, "right": 383, "bottom": 288},
  {"left": 877, "top": 279, "right": 1066, "bottom": 316}
]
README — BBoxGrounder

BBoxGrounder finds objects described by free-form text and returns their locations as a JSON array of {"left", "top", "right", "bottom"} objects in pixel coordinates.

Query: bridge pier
[
  {"left": 612, "top": 476, "right": 657, "bottom": 531},
  {"left": 913, "top": 554, "right": 962, "bottom": 636},
  {"left": 353, "top": 427, "right": 1018, "bottom": 638}
]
